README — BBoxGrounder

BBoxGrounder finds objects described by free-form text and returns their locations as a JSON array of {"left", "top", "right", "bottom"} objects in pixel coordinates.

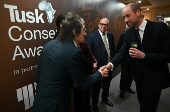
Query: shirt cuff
[
  {"left": 109, "top": 62, "right": 114, "bottom": 71},
  {"left": 98, "top": 70, "right": 102, "bottom": 76}
]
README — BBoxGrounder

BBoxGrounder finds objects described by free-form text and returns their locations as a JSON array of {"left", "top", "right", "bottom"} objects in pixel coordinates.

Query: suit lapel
[
  {"left": 142, "top": 20, "right": 152, "bottom": 46},
  {"left": 129, "top": 28, "right": 137, "bottom": 42},
  {"left": 140, "top": 20, "right": 153, "bottom": 53},
  {"left": 96, "top": 31, "right": 107, "bottom": 54}
]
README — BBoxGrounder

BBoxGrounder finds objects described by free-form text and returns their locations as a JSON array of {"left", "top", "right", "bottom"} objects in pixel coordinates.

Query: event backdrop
[{"left": 0, "top": 0, "right": 125, "bottom": 111}]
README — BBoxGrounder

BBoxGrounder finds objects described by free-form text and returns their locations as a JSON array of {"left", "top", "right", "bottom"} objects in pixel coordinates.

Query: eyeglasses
[{"left": 100, "top": 23, "right": 108, "bottom": 27}]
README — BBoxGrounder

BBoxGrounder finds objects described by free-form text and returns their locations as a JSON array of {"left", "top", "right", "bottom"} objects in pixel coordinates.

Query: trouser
[
  {"left": 74, "top": 87, "right": 91, "bottom": 112},
  {"left": 120, "top": 63, "right": 133, "bottom": 91},
  {"left": 135, "top": 75, "right": 162, "bottom": 112},
  {"left": 92, "top": 71, "right": 112, "bottom": 105}
]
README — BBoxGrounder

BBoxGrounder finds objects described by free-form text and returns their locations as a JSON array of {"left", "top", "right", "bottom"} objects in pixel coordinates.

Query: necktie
[
  {"left": 102, "top": 33, "right": 110, "bottom": 62},
  {"left": 135, "top": 29, "right": 142, "bottom": 50}
]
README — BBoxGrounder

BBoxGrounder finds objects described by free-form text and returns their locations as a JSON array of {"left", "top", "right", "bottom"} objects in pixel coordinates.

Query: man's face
[
  {"left": 122, "top": 6, "right": 139, "bottom": 28},
  {"left": 75, "top": 25, "right": 86, "bottom": 44},
  {"left": 98, "top": 18, "right": 109, "bottom": 33}
]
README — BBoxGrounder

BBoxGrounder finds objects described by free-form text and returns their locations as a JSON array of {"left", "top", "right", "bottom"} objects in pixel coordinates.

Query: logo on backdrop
[
  {"left": 16, "top": 83, "right": 37, "bottom": 110},
  {"left": 38, "top": 0, "right": 56, "bottom": 23}
]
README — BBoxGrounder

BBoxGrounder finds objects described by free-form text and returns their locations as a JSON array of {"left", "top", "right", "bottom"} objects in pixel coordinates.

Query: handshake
[{"left": 98, "top": 63, "right": 113, "bottom": 78}]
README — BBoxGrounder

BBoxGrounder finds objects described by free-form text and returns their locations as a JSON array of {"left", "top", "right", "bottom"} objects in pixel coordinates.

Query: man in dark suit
[
  {"left": 31, "top": 12, "right": 109, "bottom": 112},
  {"left": 87, "top": 18, "right": 115, "bottom": 112},
  {"left": 115, "top": 32, "right": 135, "bottom": 99},
  {"left": 106, "top": 3, "right": 170, "bottom": 112}
]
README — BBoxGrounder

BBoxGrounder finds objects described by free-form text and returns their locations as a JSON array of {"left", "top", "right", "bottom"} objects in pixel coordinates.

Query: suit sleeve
[
  {"left": 110, "top": 34, "right": 129, "bottom": 68},
  {"left": 68, "top": 50, "right": 102, "bottom": 91},
  {"left": 144, "top": 23, "right": 170, "bottom": 63}
]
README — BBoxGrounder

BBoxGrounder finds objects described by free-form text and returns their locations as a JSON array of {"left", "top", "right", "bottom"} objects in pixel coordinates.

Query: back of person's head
[
  {"left": 57, "top": 12, "right": 83, "bottom": 42},
  {"left": 56, "top": 14, "right": 66, "bottom": 30},
  {"left": 54, "top": 14, "right": 66, "bottom": 39},
  {"left": 65, "top": 12, "right": 84, "bottom": 25}
]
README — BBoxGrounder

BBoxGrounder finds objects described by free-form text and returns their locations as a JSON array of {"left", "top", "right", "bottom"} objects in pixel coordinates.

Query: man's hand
[
  {"left": 98, "top": 66, "right": 109, "bottom": 78},
  {"left": 106, "top": 63, "right": 112, "bottom": 71},
  {"left": 129, "top": 48, "right": 145, "bottom": 59}
]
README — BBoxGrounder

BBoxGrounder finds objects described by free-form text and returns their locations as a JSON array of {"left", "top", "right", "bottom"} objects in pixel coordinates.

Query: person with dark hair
[
  {"left": 73, "top": 22, "right": 98, "bottom": 112},
  {"left": 31, "top": 12, "right": 109, "bottom": 112},
  {"left": 54, "top": 14, "right": 66, "bottom": 39},
  {"left": 87, "top": 18, "right": 115, "bottom": 112},
  {"left": 65, "top": 12, "right": 98, "bottom": 112},
  {"left": 106, "top": 3, "right": 170, "bottom": 112},
  {"left": 55, "top": 12, "right": 97, "bottom": 112}
]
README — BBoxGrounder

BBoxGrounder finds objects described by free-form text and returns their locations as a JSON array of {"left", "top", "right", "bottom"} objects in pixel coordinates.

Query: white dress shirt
[{"left": 137, "top": 19, "right": 147, "bottom": 43}]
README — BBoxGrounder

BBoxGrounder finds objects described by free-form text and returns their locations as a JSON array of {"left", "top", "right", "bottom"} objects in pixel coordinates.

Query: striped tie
[{"left": 103, "top": 33, "right": 110, "bottom": 62}]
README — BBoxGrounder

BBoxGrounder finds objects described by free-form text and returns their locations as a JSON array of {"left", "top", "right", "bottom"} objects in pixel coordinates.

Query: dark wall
[{"left": 0, "top": 0, "right": 125, "bottom": 111}]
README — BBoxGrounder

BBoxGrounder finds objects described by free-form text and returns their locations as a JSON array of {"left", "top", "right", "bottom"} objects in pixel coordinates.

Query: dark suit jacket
[
  {"left": 111, "top": 20, "right": 170, "bottom": 90},
  {"left": 115, "top": 32, "right": 132, "bottom": 65},
  {"left": 87, "top": 30, "right": 115, "bottom": 69},
  {"left": 32, "top": 39, "right": 102, "bottom": 112}
]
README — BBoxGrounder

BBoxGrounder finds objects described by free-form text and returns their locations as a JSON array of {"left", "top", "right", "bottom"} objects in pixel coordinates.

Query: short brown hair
[{"left": 128, "top": 3, "right": 141, "bottom": 13}]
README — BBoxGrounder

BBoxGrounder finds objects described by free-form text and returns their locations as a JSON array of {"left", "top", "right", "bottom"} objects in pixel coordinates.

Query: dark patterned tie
[{"left": 135, "top": 29, "right": 142, "bottom": 50}]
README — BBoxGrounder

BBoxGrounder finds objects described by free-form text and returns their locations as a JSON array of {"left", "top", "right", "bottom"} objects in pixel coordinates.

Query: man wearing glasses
[{"left": 87, "top": 18, "right": 115, "bottom": 112}]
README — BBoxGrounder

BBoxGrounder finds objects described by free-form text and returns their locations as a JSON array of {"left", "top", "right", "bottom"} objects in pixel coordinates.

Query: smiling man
[
  {"left": 106, "top": 3, "right": 170, "bottom": 112},
  {"left": 87, "top": 18, "right": 115, "bottom": 112}
]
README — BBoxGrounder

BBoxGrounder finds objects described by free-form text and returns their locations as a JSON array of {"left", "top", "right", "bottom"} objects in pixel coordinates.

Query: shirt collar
[
  {"left": 98, "top": 29, "right": 107, "bottom": 36},
  {"left": 138, "top": 19, "right": 147, "bottom": 31},
  {"left": 73, "top": 40, "right": 78, "bottom": 47}
]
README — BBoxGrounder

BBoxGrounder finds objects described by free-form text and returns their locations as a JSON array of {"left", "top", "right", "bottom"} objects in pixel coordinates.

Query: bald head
[
  {"left": 99, "top": 18, "right": 109, "bottom": 24},
  {"left": 98, "top": 18, "right": 109, "bottom": 33}
]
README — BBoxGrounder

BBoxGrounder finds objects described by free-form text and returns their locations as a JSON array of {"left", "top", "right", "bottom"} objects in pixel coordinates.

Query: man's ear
[
  {"left": 73, "top": 29, "right": 76, "bottom": 37},
  {"left": 136, "top": 10, "right": 140, "bottom": 16}
]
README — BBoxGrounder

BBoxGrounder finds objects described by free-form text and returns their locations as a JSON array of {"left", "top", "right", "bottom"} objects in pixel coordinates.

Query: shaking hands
[{"left": 98, "top": 65, "right": 111, "bottom": 78}]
